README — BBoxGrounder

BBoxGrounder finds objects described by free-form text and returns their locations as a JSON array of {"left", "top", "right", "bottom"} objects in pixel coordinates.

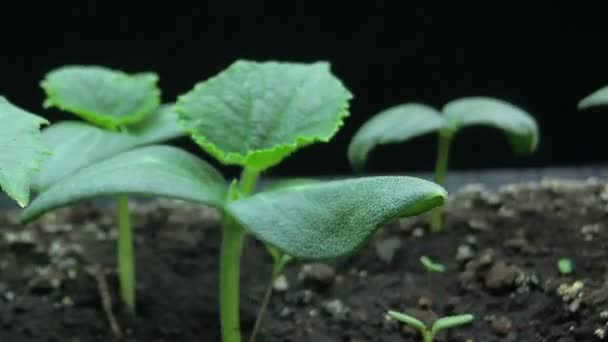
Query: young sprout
[
  {"left": 30, "top": 66, "right": 186, "bottom": 315},
  {"left": 420, "top": 255, "right": 445, "bottom": 273},
  {"left": 0, "top": 97, "right": 49, "bottom": 207},
  {"left": 348, "top": 98, "right": 539, "bottom": 232},
  {"left": 22, "top": 61, "right": 447, "bottom": 342},
  {"left": 579, "top": 85, "right": 608, "bottom": 109},
  {"left": 386, "top": 310, "right": 474, "bottom": 342},
  {"left": 558, "top": 258, "right": 573, "bottom": 275}
]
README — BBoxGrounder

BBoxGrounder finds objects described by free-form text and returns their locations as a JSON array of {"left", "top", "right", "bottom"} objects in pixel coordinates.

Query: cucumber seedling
[
  {"left": 0, "top": 97, "right": 49, "bottom": 207},
  {"left": 579, "top": 85, "right": 608, "bottom": 110},
  {"left": 349, "top": 97, "right": 538, "bottom": 232},
  {"left": 31, "top": 66, "right": 186, "bottom": 315},
  {"left": 23, "top": 60, "right": 447, "bottom": 342},
  {"left": 386, "top": 310, "right": 474, "bottom": 342}
]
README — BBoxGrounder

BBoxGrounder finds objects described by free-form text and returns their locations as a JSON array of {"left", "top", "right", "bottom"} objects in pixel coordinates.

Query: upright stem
[
  {"left": 430, "top": 130, "right": 452, "bottom": 233},
  {"left": 220, "top": 217, "right": 245, "bottom": 342},
  {"left": 220, "top": 167, "right": 260, "bottom": 342},
  {"left": 117, "top": 195, "right": 136, "bottom": 315}
]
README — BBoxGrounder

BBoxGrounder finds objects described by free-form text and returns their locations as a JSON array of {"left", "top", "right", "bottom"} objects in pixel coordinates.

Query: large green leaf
[
  {"left": 41, "top": 65, "right": 160, "bottom": 130},
  {"left": 227, "top": 176, "right": 446, "bottom": 259},
  {"left": 176, "top": 60, "right": 352, "bottom": 171},
  {"left": 0, "top": 97, "right": 50, "bottom": 206},
  {"left": 348, "top": 104, "right": 444, "bottom": 170},
  {"left": 32, "top": 104, "right": 185, "bottom": 192},
  {"left": 22, "top": 145, "right": 227, "bottom": 222},
  {"left": 442, "top": 97, "right": 539, "bottom": 156},
  {"left": 579, "top": 85, "right": 608, "bottom": 109}
]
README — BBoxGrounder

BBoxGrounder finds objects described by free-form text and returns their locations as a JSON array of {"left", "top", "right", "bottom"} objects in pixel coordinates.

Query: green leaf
[
  {"left": 348, "top": 104, "right": 444, "bottom": 170},
  {"left": 227, "top": 176, "right": 446, "bottom": 259},
  {"left": 431, "top": 314, "right": 474, "bottom": 334},
  {"left": 579, "top": 85, "right": 608, "bottom": 109},
  {"left": 386, "top": 310, "right": 427, "bottom": 331},
  {"left": 41, "top": 65, "right": 160, "bottom": 130},
  {"left": 177, "top": 60, "right": 352, "bottom": 171},
  {"left": 32, "top": 104, "right": 185, "bottom": 191},
  {"left": 558, "top": 258, "right": 573, "bottom": 275},
  {"left": 420, "top": 255, "right": 445, "bottom": 273},
  {"left": 262, "top": 178, "right": 321, "bottom": 193},
  {"left": 0, "top": 97, "right": 50, "bottom": 206},
  {"left": 22, "top": 145, "right": 227, "bottom": 222},
  {"left": 443, "top": 97, "right": 539, "bottom": 156}
]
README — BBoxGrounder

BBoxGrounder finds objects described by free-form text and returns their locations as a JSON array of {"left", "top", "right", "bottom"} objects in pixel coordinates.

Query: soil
[{"left": 2, "top": 178, "right": 608, "bottom": 341}]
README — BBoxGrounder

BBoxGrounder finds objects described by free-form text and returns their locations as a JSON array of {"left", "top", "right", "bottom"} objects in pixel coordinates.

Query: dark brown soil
[{"left": 2, "top": 178, "right": 608, "bottom": 341}]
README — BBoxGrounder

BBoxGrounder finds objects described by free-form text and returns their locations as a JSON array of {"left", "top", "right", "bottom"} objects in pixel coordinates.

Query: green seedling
[
  {"left": 386, "top": 310, "right": 474, "bottom": 342},
  {"left": 0, "top": 97, "right": 49, "bottom": 207},
  {"left": 23, "top": 60, "right": 447, "bottom": 342},
  {"left": 349, "top": 97, "right": 539, "bottom": 232},
  {"left": 31, "top": 66, "right": 186, "bottom": 315},
  {"left": 558, "top": 258, "right": 573, "bottom": 275},
  {"left": 420, "top": 255, "right": 445, "bottom": 273}
]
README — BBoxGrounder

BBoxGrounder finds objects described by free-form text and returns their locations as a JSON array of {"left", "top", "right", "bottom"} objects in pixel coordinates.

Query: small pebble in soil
[
  {"left": 375, "top": 237, "right": 402, "bottom": 263},
  {"left": 456, "top": 245, "right": 475, "bottom": 262},
  {"left": 557, "top": 281, "right": 584, "bottom": 312},
  {"left": 273, "top": 274, "right": 289, "bottom": 292},
  {"left": 491, "top": 315, "right": 513, "bottom": 336},
  {"left": 298, "top": 263, "right": 335, "bottom": 286},
  {"left": 485, "top": 261, "right": 523, "bottom": 293},
  {"left": 323, "top": 299, "right": 348, "bottom": 320}
]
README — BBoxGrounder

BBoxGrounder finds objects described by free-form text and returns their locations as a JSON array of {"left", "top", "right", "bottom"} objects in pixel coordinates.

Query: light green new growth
[
  {"left": 23, "top": 61, "right": 447, "bottom": 342},
  {"left": 420, "top": 256, "right": 445, "bottom": 273},
  {"left": 558, "top": 258, "right": 573, "bottom": 275},
  {"left": 386, "top": 310, "right": 474, "bottom": 342},
  {"left": 0, "top": 97, "right": 50, "bottom": 207},
  {"left": 579, "top": 85, "right": 608, "bottom": 109},
  {"left": 348, "top": 97, "right": 539, "bottom": 232}
]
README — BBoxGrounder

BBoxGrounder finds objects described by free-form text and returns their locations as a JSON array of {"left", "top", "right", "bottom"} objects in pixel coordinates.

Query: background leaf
[
  {"left": 443, "top": 97, "right": 539, "bottom": 156},
  {"left": 579, "top": 85, "right": 608, "bottom": 109},
  {"left": 348, "top": 104, "right": 444, "bottom": 170},
  {"left": 0, "top": 97, "right": 49, "bottom": 206},
  {"left": 23, "top": 145, "right": 227, "bottom": 222},
  {"left": 227, "top": 176, "right": 446, "bottom": 259},
  {"left": 177, "top": 60, "right": 352, "bottom": 171},
  {"left": 41, "top": 65, "right": 160, "bottom": 130},
  {"left": 32, "top": 104, "right": 185, "bottom": 191}
]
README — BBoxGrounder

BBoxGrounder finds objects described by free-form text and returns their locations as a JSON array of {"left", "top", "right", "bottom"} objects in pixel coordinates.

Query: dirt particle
[
  {"left": 273, "top": 274, "right": 289, "bottom": 292},
  {"left": 491, "top": 316, "right": 513, "bottom": 336},
  {"left": 322, "top": 299, "right": 348, "bottom": 320},
  {"left": 298, "top": 263, "right": 335, "bottom": 286},
  {"left": 375, "top": 237, "right": 402, "bottom": 263},
  {"left": 485, "top": 261, "right": 523, "bottom": 293},
  {"left": 456, "top": 245, "right": 475, "bottom": 262}
]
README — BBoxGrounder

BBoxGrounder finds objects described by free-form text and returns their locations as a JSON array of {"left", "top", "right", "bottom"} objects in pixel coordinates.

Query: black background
[{"left": 2, "top": 2, "right": 607, "bottom": 177}]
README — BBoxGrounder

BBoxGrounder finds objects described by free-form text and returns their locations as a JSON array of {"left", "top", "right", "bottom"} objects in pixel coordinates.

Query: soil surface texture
[{"left": 2, "top": 178, "right": 608, "bottom": 341}]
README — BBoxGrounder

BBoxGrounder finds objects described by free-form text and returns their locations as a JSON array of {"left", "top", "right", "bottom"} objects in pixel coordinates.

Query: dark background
[{"left": 1, "top": 2, "right": 607, "bottom": 177}]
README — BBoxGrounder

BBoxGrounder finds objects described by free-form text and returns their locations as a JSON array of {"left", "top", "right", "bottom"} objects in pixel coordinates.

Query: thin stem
[
  {"left": 423, "top": 330, "right": 434, "bottom": 342},
  {"left": 220, "top": 217, "right": 245, "bottom": 342},
  {"left": 429, "top": 131, "right": 452, "bottom": 233},
  {"left": 117, "top": 195, "right": 136, "bottom": 315},
  {"left": 247, "top": 276, "right": 274, "bottom": 342},
  {"left": 220, "top": 167, "right": 260, "bottom": 342}
]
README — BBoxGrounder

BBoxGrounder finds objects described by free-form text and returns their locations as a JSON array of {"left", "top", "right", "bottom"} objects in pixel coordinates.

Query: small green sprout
[
  {"left": 386, "top": 310, "right": 474, "bottom": 342},
  {"left": 558, "top": 258, "right": 573, "bottom": 275},
  {"left": 420, "top": 255, "right": 445, "bottom": 273},
  {"left": 0, "top": 97, "right": 49, "bottom": 207},
  {"left": 23, "top": 60, "right": 447, "bottom": 342},
  {"left": 30, "top": 65, "right": 186, "bottom": 315},
  {"left": 348, "top": 97, "right": 539, "bottom": 232},
  {"left": 579, "top": 85, "right": 608, "bottom": 109}
]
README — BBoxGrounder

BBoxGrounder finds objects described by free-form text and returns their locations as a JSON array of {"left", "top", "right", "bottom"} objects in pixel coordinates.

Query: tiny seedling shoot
[
  {"left": 579, "top": 85, "right": 608, "bottom": 110},
  {"left": 0, "top": 97, "right": 49, "bottom": 207},
  {"left": 558, "top": 258, "right": 573, "bottom": 275},
  {"left": 22, "top": 60, "right": 447, "bottom": 342},
  {"left": 420, "top": 255, "right": 445, "bottom": 273},
  {"left": 30, "top": 66, "right": 186, "bottom": 315},
  {"left": 386, "top": 310, "right": 474, "bottom": 342},
  {"left": 348, "top": 97, "right": 539, "bottom": 232}
]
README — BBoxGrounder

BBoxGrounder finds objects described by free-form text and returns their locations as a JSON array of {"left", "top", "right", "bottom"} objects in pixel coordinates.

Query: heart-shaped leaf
[
  {"left": 443, "top": 97, "right": 539, "bottom": 156},
  {"left": 177, "top": 60, "right": 352, "bottom": 171},
  {"left": 41, "top": 65, "right": 160, "bottom": 130},
  {"left": 579, "top": 85, "right": 608, "bottom": 109},
  {"left": 23, "top": 145, "right": 227, "bottom": 222},
  {"left": 32, "top": 104, "right": 185, "bottom": 191},
  {"left": 227, "top": 176, "right": 446, "bottom": 259},
  {"left": 348, "top": 104, "right": 444, "bottom": 170},
  {"left": 0, "top": 97, "right": 50, "bottom": 206}
]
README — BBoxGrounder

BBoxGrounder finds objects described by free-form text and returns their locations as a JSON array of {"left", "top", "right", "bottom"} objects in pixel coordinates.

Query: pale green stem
[
  {"left": 220, "top": 167, "right": 260, "bottom": 342},
  {"left": 117, "top": 195, "right": 136, "bottom": 315},
  {"left": 423, "top": 330, "right": 433, "bottom": 342},
  {"left": 429, "top": 131, "right": 452, "bottom": 233}
]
